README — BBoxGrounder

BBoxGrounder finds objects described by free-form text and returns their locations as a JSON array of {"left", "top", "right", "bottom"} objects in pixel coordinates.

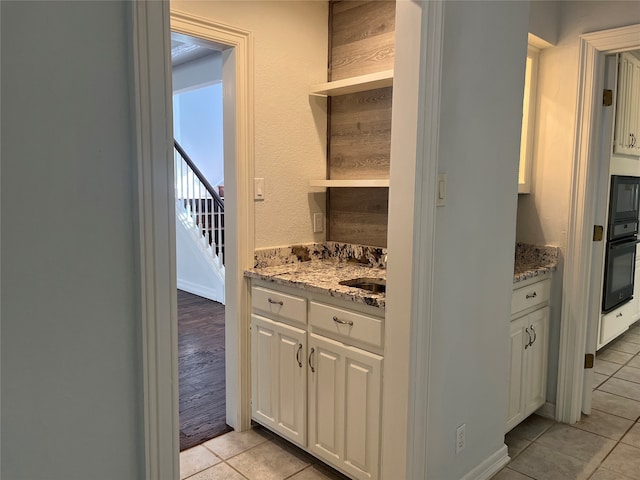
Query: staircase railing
[{"left": 174, "top": 140, "right": 225, "bottom": 266}]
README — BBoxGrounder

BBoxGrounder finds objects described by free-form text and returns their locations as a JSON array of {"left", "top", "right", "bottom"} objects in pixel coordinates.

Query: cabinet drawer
[
  {"left": 309, "top": 301, "right": 383, "bottom": 348},
  {"left": 600, "top": 301, "right": 637, "bottom": 346},
  {"left": 512, "top": 279, "right": 550, "bottom": 316},
  {"left": 252, "top": 286, "right": 307, "bottom": 326}
]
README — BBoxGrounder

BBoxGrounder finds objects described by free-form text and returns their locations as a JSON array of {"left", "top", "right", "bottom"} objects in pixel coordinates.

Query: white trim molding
[
  {"left": 557, "top": 24, "right": 640, "bottom": 424},
  {"left": 460, "top": 445, "right": 510, "bottom": 480},
  {"left": 383, "top": 1, "right": 444, "bottom": 478},
  {"left": 131, "top": 1, "right": 179, "bottom": 478},
  {"left": 170, "top": 9, "right": 255, "bottom": 431}
]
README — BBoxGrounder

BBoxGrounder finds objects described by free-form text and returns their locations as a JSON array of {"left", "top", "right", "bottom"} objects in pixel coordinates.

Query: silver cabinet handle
[
  {"left": 333, "top": 315, "right": 354, "bottom": 326},
  {"left": 525, "top": 327, "right": 532, "bottom": 350},
  {"left": 526, "top": 291, "right": 537, "bottom": 299},
  {"left": 296, "top": 344, "right": 303, "bottom": 368},
  {"left": 530, "top": 325, "right": 537, "bottom": 346},
  {"left": 308, "top": 347, "right": 315, "bottom": 373},
  {"left": 268, "top": 298, "right": 283, "bottom": 306}
]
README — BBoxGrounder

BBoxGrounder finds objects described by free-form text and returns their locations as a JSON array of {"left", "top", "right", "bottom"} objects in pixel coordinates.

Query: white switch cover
[
  {"left": 436, "top": 173, "right": 447, "bottom": 207},
  {"left": 313, "top": 213, "right": 324, "bottom": 233},
  {"left": 254, "top": 178, "right": 265, "bottom": 200}
]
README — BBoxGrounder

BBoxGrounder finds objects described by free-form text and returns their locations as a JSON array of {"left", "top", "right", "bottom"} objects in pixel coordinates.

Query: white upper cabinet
[
  {"left": 614, "top": 52, "right": 640, "bottom": 157},
  {"left": 518, "top": 45, "right": 540, "bottom": 194}
]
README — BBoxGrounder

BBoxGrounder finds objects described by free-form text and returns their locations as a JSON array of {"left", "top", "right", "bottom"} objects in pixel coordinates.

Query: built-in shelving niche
[{"left": 315, "top": 0, "right": 396, "bottom": 248}]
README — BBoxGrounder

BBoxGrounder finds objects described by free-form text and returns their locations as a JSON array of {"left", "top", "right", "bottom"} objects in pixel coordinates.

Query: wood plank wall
[{"left": 327, "top": 0, "right": 395, "bottom": 248}]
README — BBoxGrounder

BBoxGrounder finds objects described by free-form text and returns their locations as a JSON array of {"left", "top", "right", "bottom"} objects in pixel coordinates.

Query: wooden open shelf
[{"left": 310, "top": 70, "right": 393, "bottom": 97}]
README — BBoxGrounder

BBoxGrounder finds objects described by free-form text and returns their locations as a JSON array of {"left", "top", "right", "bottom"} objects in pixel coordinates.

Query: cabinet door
[
  {"left": 251, "top": 314, "right": 307, "bottom": 446},
  {"left": 506, "top": 317, "right": 526, "bottom": 432},
  {"left": 308, "top": 333, "right": 382, "bottom": 480},
  {"left": 523, "top": 306, "right": 549, "bottom": 416},
  {"left": 614, "top": 53, "right": 640, "bottom": 156}
]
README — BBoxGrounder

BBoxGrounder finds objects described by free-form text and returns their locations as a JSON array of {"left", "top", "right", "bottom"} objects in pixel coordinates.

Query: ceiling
[{"left": 171, "top": 38, "right": 216, "bottom": 67}]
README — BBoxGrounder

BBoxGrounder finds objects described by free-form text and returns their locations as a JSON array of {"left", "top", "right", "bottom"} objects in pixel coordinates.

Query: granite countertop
[
  {"left": 245, "top": 260, "right": 387, "bottom": 309},
  {"left": 513, "top": 243, "right": 559, "bottom": 283},
  {"left": 244, "top": 242, "right": 558, "bottom": 309}
]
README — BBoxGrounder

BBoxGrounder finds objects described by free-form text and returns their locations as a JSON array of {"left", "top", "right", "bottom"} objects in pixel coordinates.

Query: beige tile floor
[
  {"left": 183, "top": 322, "right": 640, "bottom": 480},
  {"left": 179, "top": 426, "right": 350, "bottom": 480},
  {"left": 496, "top": 321, "right": 640, "bottom": 480}
]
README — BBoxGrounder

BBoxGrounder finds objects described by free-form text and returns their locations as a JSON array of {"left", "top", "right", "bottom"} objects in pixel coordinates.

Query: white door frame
[
  {"left": 132, "top": 2, "right": 254, "bottom": 478},
  {"left": 556, "top": 23, "right": 640, "bottom": 424},
  {"left": 170, "top": 8, "right": 255, "bottom": 434}
]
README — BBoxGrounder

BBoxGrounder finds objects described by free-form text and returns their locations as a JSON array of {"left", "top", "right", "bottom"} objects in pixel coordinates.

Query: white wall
[
  {"left": 176, "top": 216, "right": 225, "bottom": 303},
  {"left": 1, "top": 1, "right": 143, "bottom": 479},
  {"left": 516, "top": 2, "right": 640, "bottom": 404},
  {"left": 426, "top": 2, "right": 529, "bottom": 478},
  {"left": 171, "top": 1, "right": 328, "bottom": 249},
  {"left": 173, "top": 51, "right": 223, "bottom": 93}
]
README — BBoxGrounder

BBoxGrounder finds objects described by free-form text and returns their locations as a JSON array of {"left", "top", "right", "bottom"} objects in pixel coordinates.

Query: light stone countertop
[
  {"left": 245, "top": 260, "right": 387, "bottom": 310},
  {"left": 245, "top": 243, "right": 559, "bottom": 309},
  {"left": 513, "top": 243, "right": 559, "bottom": 283}
]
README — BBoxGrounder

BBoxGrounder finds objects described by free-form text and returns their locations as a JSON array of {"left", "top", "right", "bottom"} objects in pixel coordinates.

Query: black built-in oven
[
  {"left": 608, "top": 175, "right": 640, "bottom": 241},
  {"left": 603, "top": 175, "right": 640, "bottom": 313}
]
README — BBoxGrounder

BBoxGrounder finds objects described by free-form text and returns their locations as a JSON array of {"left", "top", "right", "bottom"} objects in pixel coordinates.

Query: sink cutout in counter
[{"left": 339, "top": 277, "right": 386, "bottom": 294}]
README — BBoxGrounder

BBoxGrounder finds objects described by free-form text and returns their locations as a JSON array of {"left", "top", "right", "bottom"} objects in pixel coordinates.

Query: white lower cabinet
[
  {"left": 308, "top": 333, "right": 382, "bottom": 480},
  {"left": 251, "top": 314, "right": 307, "bottom": 447},
  {"left": 251, "top": 282, "right": 384, "bottom": 480},
  {"left": 506, "top": 277, "right": 550, "bottom": 432}
]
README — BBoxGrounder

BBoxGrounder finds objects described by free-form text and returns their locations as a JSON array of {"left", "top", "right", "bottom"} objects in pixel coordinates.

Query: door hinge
[
  {"left": 603, "top": 89, "right": 613, "bottom": 106},
  {"left": 585, "top": 353, "right": 595, "bottom": 369},
  {"left": 593, "top": 225, "right": 604, "bottom": 242}
]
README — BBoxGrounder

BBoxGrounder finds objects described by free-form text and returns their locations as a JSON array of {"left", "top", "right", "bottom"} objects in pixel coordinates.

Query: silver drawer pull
[
  {"left": 333, "top": 315, "right": 354, "bottom": 326},
  {"left": 526, "top": 291, "right": 537, "bottom": 299},
  {"left": 268, "top": 298, "right": 283, "bottom": 306}
]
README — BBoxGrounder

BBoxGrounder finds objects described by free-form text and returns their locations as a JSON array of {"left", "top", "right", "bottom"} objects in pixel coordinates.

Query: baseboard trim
[
  {"left": 461, "top": 445, "right": 509, "bottom": 480},
  {"left": 535, "top": 402, "right": 556, "bottom": 421},
  {"left": 177, "top": 279, "right": 224, "bottom": 304}
]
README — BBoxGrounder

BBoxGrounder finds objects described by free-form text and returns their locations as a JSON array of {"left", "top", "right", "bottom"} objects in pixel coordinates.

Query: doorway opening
[{"left": 171, "top": 31, "right": 231, "bottom": 451}]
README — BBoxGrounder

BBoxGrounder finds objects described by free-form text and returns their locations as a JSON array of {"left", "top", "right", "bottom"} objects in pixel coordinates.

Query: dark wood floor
[{"left": 178, "top": 290, "right": 232, "bottom": 451}]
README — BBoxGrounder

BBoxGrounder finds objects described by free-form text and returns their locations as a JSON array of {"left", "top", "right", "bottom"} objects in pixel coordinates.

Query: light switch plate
[
  {"left": 313, "top": 213, "right": 324, "bottom": 233},
  {"left": 254, "top": 178, "right": 265, "bottom": 200},
  {"left": 436, "top": 173, "right": 447, "bottom": 207}
]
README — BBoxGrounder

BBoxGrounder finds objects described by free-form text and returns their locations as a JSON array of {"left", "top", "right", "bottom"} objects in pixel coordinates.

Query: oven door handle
[{"left": 609, "top": 238, "right": 640, "bottom": 249}]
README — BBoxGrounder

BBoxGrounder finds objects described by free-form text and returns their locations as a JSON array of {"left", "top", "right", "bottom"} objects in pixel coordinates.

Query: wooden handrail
[{"left": 174, "top": 139, "right": 224, "bottom": 211}]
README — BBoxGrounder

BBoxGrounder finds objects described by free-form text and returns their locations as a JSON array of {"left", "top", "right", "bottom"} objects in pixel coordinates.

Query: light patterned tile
[
  {"left": 508, "top": 443, "right": 596, "bottom": 480},
  {"left": 609, "top": 340, "right": 640, "bottom": 355},
  {"left": 288, "top": 464, "right": 350, "bottom": 480},
  {"left": 614, "top": 365, "right": 640, "bottom": 384},
  {"left": 491, "top": 468, "right": 533, "bottom": 480},
  {"left": 590, "top": 467, "right": 636, "bottom": 480},
  {"left": 592, "top": 390, "right": 640, "bottom": 420},
  {"left": 599, "top": 377, "right": 640, "bottom": 401},
  {"left": 573, "top": 409, "right": 634, "bottom": 441},
  {"left": 593, "top": 372, "right": 610, "bottom": 389},
  {"left": 227, "top": 440, "right": 311, "bottom": 480},
  {"left": 203, "top": 427, "right": 271, "bottom": 459},
  {"left": 594, "top": 358, "right": 624, "bottom": 375},
  {"left": 621, "top": 422, "right": 640, "bottom": 448},
  {"left": 597, "top": 349, "right": 634, "bottom": 365},
  {"left": 188, "top": 463, "right": 248, "bottom": 480},
  {"left": 622, "top": 332, "right": 640, "bottom": 345},
  {"left": 504, "top": 429, "right": 532, "bottom": 459},
  {"left": 507, "top": 414, "right": 554, "bottom": 441},
  {"left": 600, "top": 443, "right": 640, "bottom": 478},
  {"left": 535, "top": 424, "right": 616, "bottom": 464},
  {"left": 180, "top": 445, "right": 222, "bottom": 480},
  {"left": 627, "top": 356, "right": 640, "bottom": 369}
]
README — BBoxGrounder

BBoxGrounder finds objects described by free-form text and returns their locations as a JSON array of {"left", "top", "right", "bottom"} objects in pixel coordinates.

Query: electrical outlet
[
  {"left": 313, "top": 213, "right": 324, "bottom": 233},
  {"left": 456, "top": 424, "right": 466, "bottom": 454}
]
